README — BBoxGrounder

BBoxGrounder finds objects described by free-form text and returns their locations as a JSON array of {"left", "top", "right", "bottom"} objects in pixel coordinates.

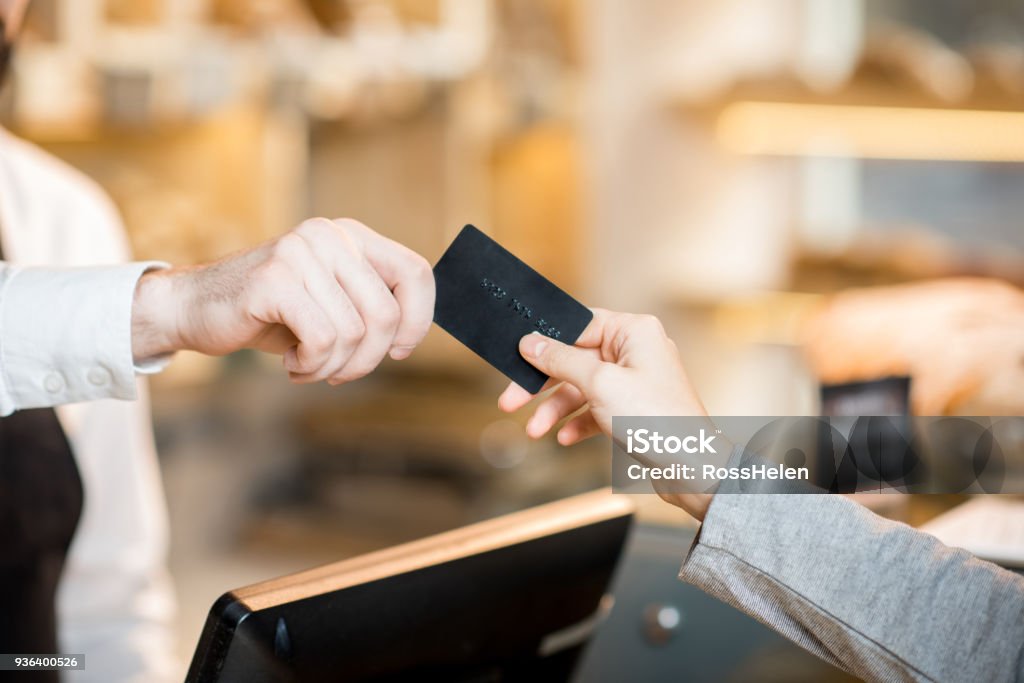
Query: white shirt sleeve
[{"left": 0, "top": 260, "right": 170, "bottom": 415}]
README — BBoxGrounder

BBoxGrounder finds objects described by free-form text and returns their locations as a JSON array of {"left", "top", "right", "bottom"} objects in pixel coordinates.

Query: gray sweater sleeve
[{"left": 679, "top": 493, "right": 1024, "bottom": 682}]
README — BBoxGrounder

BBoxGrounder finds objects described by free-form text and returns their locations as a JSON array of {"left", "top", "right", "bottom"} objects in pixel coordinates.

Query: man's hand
[
  {"left": 131, "top": 218, "right": 435, "bottom": 385},
  {"left": 497, "top": 309, "right": 714, "bottom": 520}
]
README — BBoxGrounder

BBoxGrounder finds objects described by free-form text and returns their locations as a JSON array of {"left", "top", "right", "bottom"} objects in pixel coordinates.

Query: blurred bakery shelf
[
  {"left": 9, "top": 0, "right": 492, "bottom": 135},
  {"left": 792, "top": 231, "right": 1024, "bottom": 291},
  {"left": 680, "top": 70, "right": 1024, "bottom": 114},
  {"left": 664, "top": 227, "right": 1024, "bottom": 353},
  {"left": 674, "top": 75, "right": 1024, "bottom": 163}
]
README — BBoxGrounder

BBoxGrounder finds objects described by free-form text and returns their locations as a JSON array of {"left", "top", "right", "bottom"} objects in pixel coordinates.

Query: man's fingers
[
  {"left": 296, "top": 219, "right": 399, "bottom": 382},
  {"left": 344, "top": 220, "right": 435, "bottom": 358},
  {"left": 276, "top": 231, "right": 366, "bottom": 381},
  {"left": 297, "top": 281, "right": 362, "bottom": 383},
  {"left": 519, "top": 333, "right": 605, "bottom": 390},
  {"left": 265, "top": 282, "right": 338, "bottom": 380},
  {"left": 250, "top": 325, "right": 299, "bottom": 356},
  {"left": 525, "top": 383, "right": 587, "bottom": 439}
]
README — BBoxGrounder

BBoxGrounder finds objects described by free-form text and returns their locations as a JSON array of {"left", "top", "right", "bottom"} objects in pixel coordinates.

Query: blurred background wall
[{"left": 4, "top": 0, "right": 1023, "bottom": 676}]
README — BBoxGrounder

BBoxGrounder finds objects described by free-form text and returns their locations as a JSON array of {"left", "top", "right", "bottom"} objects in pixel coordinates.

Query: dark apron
[{"left": 0, "top": 240, "right": 83, "bottom": 682}]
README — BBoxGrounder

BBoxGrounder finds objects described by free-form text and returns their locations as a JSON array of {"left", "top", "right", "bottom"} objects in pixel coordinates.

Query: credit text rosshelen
[{"left": 623, "top": 428, "right": 809, "bottom": 482}]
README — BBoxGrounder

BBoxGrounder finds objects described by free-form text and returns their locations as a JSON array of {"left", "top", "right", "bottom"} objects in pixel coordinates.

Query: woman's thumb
[{"left": 519, "top": 333, "right": 600, "bottom": 389}]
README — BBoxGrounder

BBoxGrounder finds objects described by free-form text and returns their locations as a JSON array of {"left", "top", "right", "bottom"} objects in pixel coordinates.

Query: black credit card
[{"left": 433, "top": 225, "right": 593, "bottom": 393}]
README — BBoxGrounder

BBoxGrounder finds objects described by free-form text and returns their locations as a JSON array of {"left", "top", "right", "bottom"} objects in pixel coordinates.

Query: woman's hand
[{"left": 498, "top": 308, "right": 714, "bottom": 520}]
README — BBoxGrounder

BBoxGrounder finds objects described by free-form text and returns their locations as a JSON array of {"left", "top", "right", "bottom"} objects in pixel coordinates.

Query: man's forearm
[
  {"left": 0, "top": 262, "right": 166, "bottom": 414},
  {"left": 1, "top": 217, "right": 434, "bottom": 414}
]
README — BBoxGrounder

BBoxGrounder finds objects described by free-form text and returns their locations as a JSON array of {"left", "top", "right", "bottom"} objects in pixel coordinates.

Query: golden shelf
[{"left": 677, "top": 78, "right": 1024, "bottom": 163}]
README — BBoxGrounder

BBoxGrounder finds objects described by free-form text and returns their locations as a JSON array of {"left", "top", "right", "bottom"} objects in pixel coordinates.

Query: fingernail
[
  {"left": 521, "top": 334, "right": 547, "bottom": 358},
  {"left": 389, "top": 345, "right": 413, "bottom": 360},
  {"left": 283, "top": 349, "right": 299, "bottom": 373}
]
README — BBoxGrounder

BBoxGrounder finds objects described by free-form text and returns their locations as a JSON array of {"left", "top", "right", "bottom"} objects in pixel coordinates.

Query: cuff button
[
  {"left": 87, "top": 367, "right": 111, "bottom": 387},
  {"left": 44, "top": 372, "right": 66, "bottom": 394}
]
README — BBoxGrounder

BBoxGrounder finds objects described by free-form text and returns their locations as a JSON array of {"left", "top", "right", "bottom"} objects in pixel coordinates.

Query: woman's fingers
[
  {"left": 525, "top": 383, "right": 587, "bottom": 438},
  {"left": 518, "top": 334, "right": 609, "bottom": 391},
  {"left": 501, "top": 377, "right": 599, "bottom": 444},
  {"left": 556, "top": 411, "right": 602, "bottom": 446},
  {"left": 498, "top": 378, "right": 557, "bottom": 412}
]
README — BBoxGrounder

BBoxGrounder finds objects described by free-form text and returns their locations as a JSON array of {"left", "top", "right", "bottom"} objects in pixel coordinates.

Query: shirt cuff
[{"left": 0, "top": 261, "right": 170, "bottom": 414}]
